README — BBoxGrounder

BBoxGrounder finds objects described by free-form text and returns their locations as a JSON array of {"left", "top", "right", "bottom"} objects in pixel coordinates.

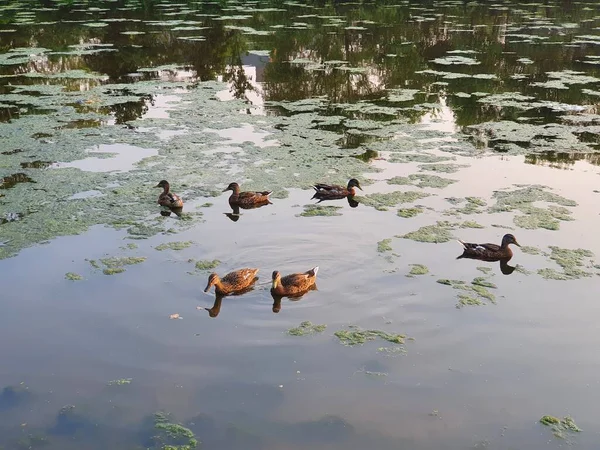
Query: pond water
[{"left": 1, "top": 0, "right": 600, "bottom": 448}]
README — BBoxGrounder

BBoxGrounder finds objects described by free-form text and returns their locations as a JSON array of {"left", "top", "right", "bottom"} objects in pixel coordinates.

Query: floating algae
[
  {"left": 298, "top": 204, "right": 342, "bottom": 217},
  {"left": 456, "top": 294, "right": 484, "bottom": 308},
  {"left": 388, "top": 174, "right": 457, "bottom": 189},
  {"left": 540, "top": 415, "right": 582, "bottom": 439},
  {"left": 287, "top": 321, "right": 327, "bottom": 336},
  {"left": 377, "top": 238, "right": 393, "bottom": 253},
  {"left": 195, "top": 260, "right": 220, "bottom": 271},
  {"left": 98, "top": 256, "right": 146, "bottom": 275},
  {"left": 358, "top": 191, "right": 430, "bottom": 211},
  {"left": 444, "top": 197, "right": 487, "bottom": 216},
  {"left": 152, "top": 412, "right": 198, "bottom": 449},
  {"left": 438, "top": 277, "right": 496, "bottom": 307},
  {"left": 401, "top": 221, "right": 456, "bottom": 243},
  {"left": 520, "top": 245, "right": 542, "bottom": 255},
  {"left": 418, "top": 163, "right": 469, "bottom": 174},
  {"left": 408, "top": 264, "right": 429, "bottom": 276},
  {"left": 334, "top": 326, "right": 406, "bottom": 346},
  {"left": 537, "top": 246, "right": 595, "bottom": 280},
  {"left": 65, "top": 272, "right": 83, "bottom": 281},
  {"left": 488, "top": 185, "right": 577, "bottom": 230},
  {"left": 397, "top": 207, "right": 423, "bottom": 218},
  {"left": 155, "top": 241, "right": 193, "bottom": 251},
  {"left": 476, "top": 266, "right": 492, "bottom": 274},
  {"left": 107, "top": 378, "right": 132, "bottom": 386},
  {"left": 460, "top": 220, "right": 485, "bottom": 229}
]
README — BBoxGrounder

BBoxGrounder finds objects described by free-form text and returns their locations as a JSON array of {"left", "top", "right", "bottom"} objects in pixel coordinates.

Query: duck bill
[
  {"left": 155, "top": 183, "right": 161, "bottom": 188},
  {"left": 222, "top": 187, "right": 230, "bottom": 192},
  {"left": 514, "top": 241, "right": 521, "bottom": 247},
  {"left": 272, "top": 279, "right": 278, "bottom": 289},
  {"left": 204, "top": 283, "right": 211, "bottom": 292},
  {"left": 357, "top": 185, "right": 363, "bottom": 191}
]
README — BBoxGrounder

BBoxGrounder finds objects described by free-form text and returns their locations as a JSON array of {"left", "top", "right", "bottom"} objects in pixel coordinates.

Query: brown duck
[
  {"left": 457, "top": 234, "right": 521, "bottom": 261},
  {"left": 204, "top": 268, "right": 259, "bottom": 296},
  {"left": 271, "top": 266, "right": 318, "bottom": 297},
  {"left": 223, "top": 182, "right": 271, "bottom": 207},
  {"left": 312, "top": 179, "right": 362, "bottom": 201},
  {"left": 156, "top": 180, "right": 183, "bottom": 208}
]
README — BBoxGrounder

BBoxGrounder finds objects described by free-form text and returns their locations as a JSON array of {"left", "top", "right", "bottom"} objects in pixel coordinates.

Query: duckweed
[
  {"left": 438, "top": 277, "right": 497, "bottom": 306},
  {"left": 418, "top": 163, "right": 468, "bottom": 174},
  {"left": 520, "top": 245, "right": 542, "bottom": 255},
  {"left": 195, "top": 260, "right": 220, "bottom": 271},
  {"left": 155, "top": 241, "right": 194, "bottom": 251},
  {"left": 298, "top": 204, "right": 343, "bottom": 217},
  {"left": 472, "top": 277, "right": 497, "bottom": 288},
  {"left": 287, "top": 321, "right": 327, "bottom": 336},
  {"left": 65, "top": 272, "right": 83, "bottom": 281},
  {"left": 397, "top": 207, "right": 423, "bottom": 218},
  {"left": 103, "top": 267, "right": 126, "bottom": 275},
  {"left": 387, "top": 174, "right": 457, "bottom": 189},
  {"left": 408, "top": 264, "right": 429, "bottom": 276},
  {"left": 100, "top": 256, "right": 146, "bottom": 268},
  {"left": 334, "top": 326, "right": 406, "bottom": 346},
  {"left": 476, "top": 266, "right": 492, "bottom": 274}
]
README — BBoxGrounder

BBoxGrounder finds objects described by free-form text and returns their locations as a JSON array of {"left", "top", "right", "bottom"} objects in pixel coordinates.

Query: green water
[{"left": 1, "top": 0, "right": 600, "bottom": 449}]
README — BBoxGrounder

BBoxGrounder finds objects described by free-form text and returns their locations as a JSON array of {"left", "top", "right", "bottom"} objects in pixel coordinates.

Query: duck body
[
  {"left": 223, "top": 182, "right": 272, "bottom": 207},
  {"left": 312, "top": 179, "right": 362, "bottom": 201},
  {"left": 156, "top": 180, "right": 183, "bottom": 208},
  {"left": 271, "top": 266, "right": 318, "bottom": 297},
  {"left": 204, "top": 268, "right": 259, "bottom": 296},
  {"left": 457, "top": 234, "right": 521, "bottom": 261}
]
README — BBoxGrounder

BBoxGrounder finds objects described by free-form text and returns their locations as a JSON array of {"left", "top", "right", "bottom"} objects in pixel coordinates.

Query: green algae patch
[
  {"left": 477, "top": 266, "right": 492, "bottom": 274},
  {"left": 377, "top": 238, "right": 393, "bottom": 253},
  {"left": 88, "top": 259, "right": 101, "bottom": 269},
  {"left": 540, "top": 415, "right": 582, "bottom": 439},
  {"left": 287, "top": 321, "right": 327, "bottom": 336},
  {"left": 65, "top": 272, "right": 83, "bottom": 281},
  {"left": 397, "top": 207, "right": 423, "bottom": 218},
  {"left": 472, "top": 277, "right": 497, "bottom": 289},
  {"left": 401, "top": 221, "right": 455, "bottom": 243},
  {"left": 521, "top": 245, "right": 542, "bottom": 255},
  {"left": 388, "top": 174, "right": 457, "bottom": 189},
  {"left": 460, "top": 220, "right": 485, "bottom": 229},
  {"left": 408, "top": 264, "right": 429, "bottom": 276},
  {"left": 298, "top": 204, "right": 343, "bottom": 217},
  {"left": 103, "top": 267, "right": 125, "bottom": 275},
  {"left": 153, "top": 412, "right": 198, "bottom": 449},
  {"left": 438, "top": 277, "right": 497, "bottom": 306},
  {"left": 195, "top": 259, "right": 220, "bottom": 271},
  {"left": 456, "top": 294, "right": 484, "bottom": 308},
  {"left": 538, "top": 246, "right": 595, "bottom": 280},
  {"left": 334, "top": 326, "right": 406, "bottom": 346},
  {"left": 488, "top": 185, "right": 577, "bottom": 230},
  {"left": 98, "top": 256, "right": 146, "bottom": 275},
  {"left": 108, "top": 378, "right": 132, "bottom": 386},
  {"left": 444, "top": 197, "right": 487, "bottom": 216},
  {"left": 359, "top": 191, "right": 430, "bottom": 211},
  {"left": 155, "top": 241, "right": 193, "bottom": 251},
  {"left": 418, "top": 163, "right": 468, "bottom": 174}
]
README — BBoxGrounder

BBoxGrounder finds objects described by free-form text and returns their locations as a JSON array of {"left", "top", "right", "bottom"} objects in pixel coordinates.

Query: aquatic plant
[{"left": 287, "top": 321, "right": 327, "bottom": 336}]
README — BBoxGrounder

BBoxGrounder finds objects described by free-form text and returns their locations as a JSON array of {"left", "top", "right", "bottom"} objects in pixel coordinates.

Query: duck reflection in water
[
  {"left": 311, "top": 179, "right": 361, "bottom": 208},
  {"left": 456, "top": 234, "right": 521, "bottom": 275},
  {"left": 224, "top": 201, "right": 271, "bottom": 222},
  {"left": 270, "top": 267, "right": 319, "bottom": 313},
  {"left": 271, "top": 284, "right": 318, "bottom": 313},
  {"left": 160, "top": 206, "right": 183, "bottom": 217}
]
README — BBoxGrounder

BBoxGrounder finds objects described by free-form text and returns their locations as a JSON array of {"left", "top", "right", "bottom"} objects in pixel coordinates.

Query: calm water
[{"left": 1, "top": 0, "right": 600, "bottom": 449}]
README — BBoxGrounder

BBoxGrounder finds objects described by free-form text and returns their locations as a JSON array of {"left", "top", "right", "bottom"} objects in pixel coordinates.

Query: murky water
[{"left": 1, "top": 0, "right": 600, "bottom": 448}]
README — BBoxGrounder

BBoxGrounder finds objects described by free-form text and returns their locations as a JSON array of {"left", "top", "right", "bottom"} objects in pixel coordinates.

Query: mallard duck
[
  {"left": 271, "top": 267, "right": 318, "bottom": 297},
  {"left": 223, "top": 182, "right": 272, "bottom": 207},
  {"left": 204, "top": 268, "right": 259, "bottom": 296},
  {"left": 156, "top": 180, "right": 183, "bottom": 208},
  {"left": 457, "top": 234, "right": 521, "bottom": 261},
  {"left": 312, "top": 179, "right": 362, "bottom": 201}
]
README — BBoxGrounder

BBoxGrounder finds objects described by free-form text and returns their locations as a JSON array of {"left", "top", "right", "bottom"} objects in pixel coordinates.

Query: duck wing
[
  {"left": 313, "top": 183, "right": 343, "bottom": 192},
  {"left": 458, "top": 241, "right": 501, "bottom": 252}
]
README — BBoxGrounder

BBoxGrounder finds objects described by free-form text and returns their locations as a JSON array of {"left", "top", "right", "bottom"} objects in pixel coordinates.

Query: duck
[
  {"left": 155, "top": 180, "right": 183, "bottom": 208},
  {"left": 456, "top": 234, "right": 521, "bottom": 261},
  {"left": 223, "top": 182, "right": 272, "bottom": 207},
  {"left": 312, "top": 178, "right": 362, "bottom": 201},
  {"left": 204, "top": 268, "right": 259, "bottom": 296},
  {"left": 271, "top": 266, "right": 318, "bottom": 297}
]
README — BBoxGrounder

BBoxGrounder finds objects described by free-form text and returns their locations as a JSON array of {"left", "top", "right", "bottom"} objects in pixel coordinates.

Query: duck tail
[{"left": 456, "top": 239, "right": 467, "bottom": 249}]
